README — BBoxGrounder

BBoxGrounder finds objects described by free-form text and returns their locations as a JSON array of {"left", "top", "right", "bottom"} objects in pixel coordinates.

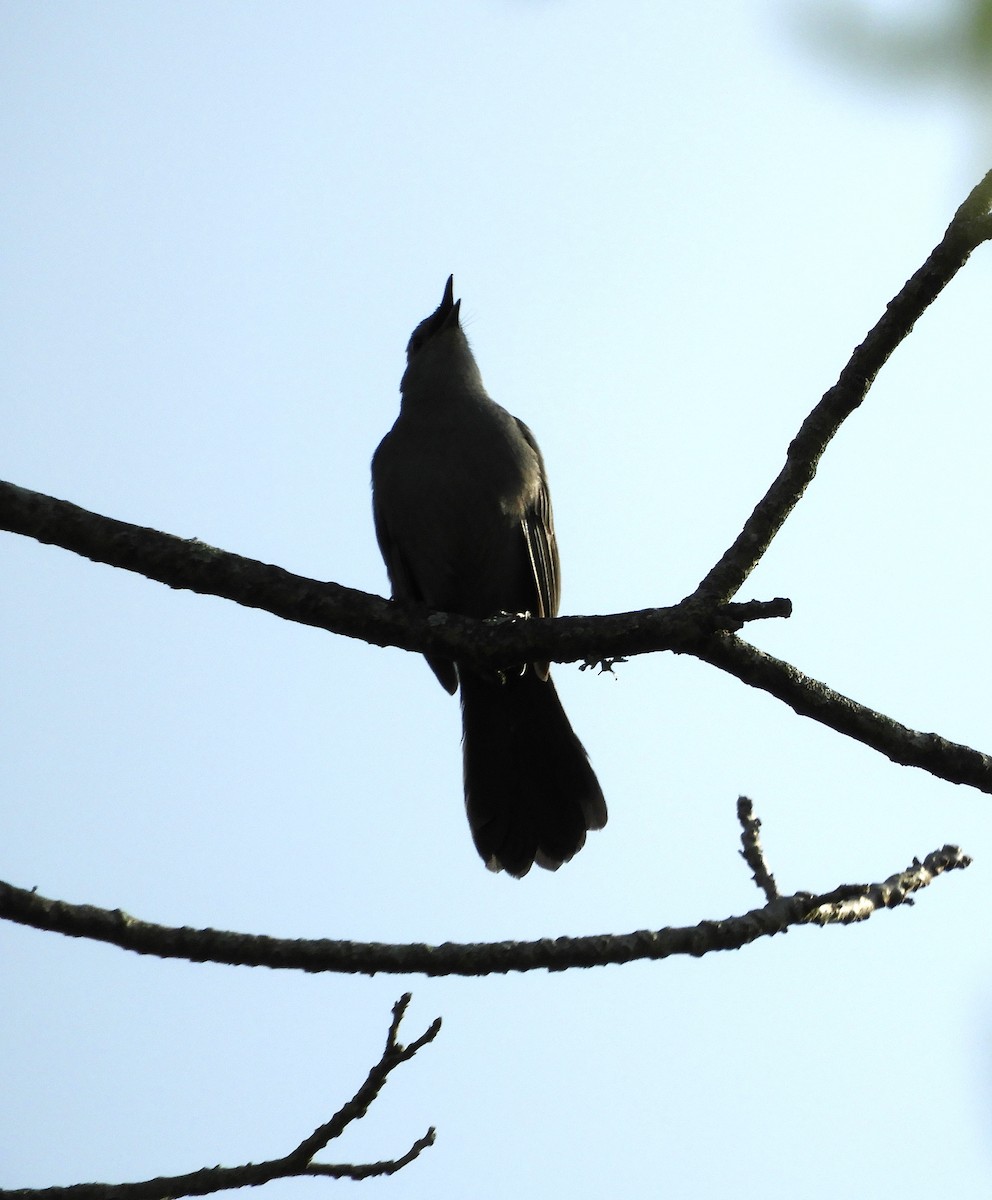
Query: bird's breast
[{"left": 374, "top": 405, "right": 540, "bottom": 616}]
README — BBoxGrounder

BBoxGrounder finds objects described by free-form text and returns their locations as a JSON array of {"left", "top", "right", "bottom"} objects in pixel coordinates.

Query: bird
[{"left": 371, "top": 276, "right": 606, "bottom": 877}]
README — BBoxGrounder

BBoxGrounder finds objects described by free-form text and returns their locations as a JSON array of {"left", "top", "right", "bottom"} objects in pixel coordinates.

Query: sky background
[{"left": 3, "top": 2, "right": 992, "bottom": 1196}]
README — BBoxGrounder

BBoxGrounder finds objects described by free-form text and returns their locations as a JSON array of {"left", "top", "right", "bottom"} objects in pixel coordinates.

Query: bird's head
[{"left": 400, "top": 275, "right": 484, "bottom": 401}]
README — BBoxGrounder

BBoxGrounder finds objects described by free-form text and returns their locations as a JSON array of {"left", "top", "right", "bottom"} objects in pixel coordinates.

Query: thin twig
[
  {"left": 737, "top": 796, "right": 779, "bottom": 902},
  {"left": 290, "top": 994, "right": 440, "bottom": 1164},
  {"left": 0, "top": 845, "right": 969, "bottom": 977},
  {"left": 0, "top": 996, "right": 438, "bottom": 1200}
]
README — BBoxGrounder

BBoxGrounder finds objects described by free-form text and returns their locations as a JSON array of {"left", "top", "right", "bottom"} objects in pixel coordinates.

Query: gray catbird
[{"left": 371, "top": 277, "right": 607, "bottom": 876}]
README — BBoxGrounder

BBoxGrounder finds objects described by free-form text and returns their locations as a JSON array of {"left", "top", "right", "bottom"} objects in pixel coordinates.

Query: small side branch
[
  {"left": 692, "top": 168, "right": 992, "bottom": 603},
  {"left": 0, "top": 844, "right": 968, "bottom": 977},
  {"left": 803, "top": 852, "right": 963, "bottom": 925},
  {"left": 0, "top": 995, "right": 438, "bottom": 1200},
  {"left": 737, "top": 796, "right": 779, "bottom": 902}
]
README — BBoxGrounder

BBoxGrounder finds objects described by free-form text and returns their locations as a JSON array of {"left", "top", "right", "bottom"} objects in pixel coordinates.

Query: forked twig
[{"left": 0, "top": 995, "right": 438, "bottom": 1200}]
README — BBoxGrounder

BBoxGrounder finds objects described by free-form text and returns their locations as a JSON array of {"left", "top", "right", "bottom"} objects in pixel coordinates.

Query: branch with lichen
[{"left": 0, "top": 816, "right": 969, "bottom": 976}]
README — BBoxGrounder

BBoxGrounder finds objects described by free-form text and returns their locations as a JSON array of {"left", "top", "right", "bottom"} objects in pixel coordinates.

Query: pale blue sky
[{"left": 3, "top": 3, "right": 992, "bottom": 1196}]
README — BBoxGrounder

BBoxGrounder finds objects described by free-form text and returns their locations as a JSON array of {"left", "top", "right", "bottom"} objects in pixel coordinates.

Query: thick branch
[
  {"left": 0, "top": 995, "right": 438, "bottom": 1200},
  {"left": 694, "top": 634, "right": 992, "bottom": 793},
  {"left": 0, "top": 845, "right": 968, "bottom": 977},
  {"left": 691, "top": 168, "right": 992, "bottom": 603},
  {"left": 0, "top": 479, "right": 788, "bottom": 667}
]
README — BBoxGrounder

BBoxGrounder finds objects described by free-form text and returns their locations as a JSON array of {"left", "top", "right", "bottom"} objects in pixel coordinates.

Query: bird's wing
[
  {"left": 372, "top": 486, "right": 418, "bottom": 604},
  {"left": 372, "top": 444, "right": 459, "bottom": 694},
  {"left": 515, "top": 419, "right": 561, "bottom": 620}
]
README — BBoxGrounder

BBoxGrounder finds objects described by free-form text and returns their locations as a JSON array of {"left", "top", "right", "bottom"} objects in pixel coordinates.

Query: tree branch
[
  {"left": 6, "top": 474, "right": 991, "bottom": 797},
  {"left": 690, "top": 167, "right": 992, "bottom": 603},
  {"left": 0, "top": 995, "right": 437, "bottom": 1200},
  {"left": 693, "top": 633, "right": 992, "bottom": 793},
  {"left": 0, "top": 843, "right": 969, "bottom": 977},
  {"left": 0, "top": 479, "right": 788, "bottom": 667}
]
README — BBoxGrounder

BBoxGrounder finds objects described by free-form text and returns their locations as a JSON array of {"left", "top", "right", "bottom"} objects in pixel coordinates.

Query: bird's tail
[{"left": 460, "top": 668, "right": 607, "bottom": 877}]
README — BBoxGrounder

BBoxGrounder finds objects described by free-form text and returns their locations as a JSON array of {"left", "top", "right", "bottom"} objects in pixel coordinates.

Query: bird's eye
[{"left": 408, "top": 333, "right": 425, "bottom": 355}]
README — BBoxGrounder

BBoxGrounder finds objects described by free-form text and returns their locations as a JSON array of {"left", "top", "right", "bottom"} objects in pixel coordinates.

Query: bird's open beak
[{"left": 438, "top": 274, "right": 461, "bottom": 327}]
